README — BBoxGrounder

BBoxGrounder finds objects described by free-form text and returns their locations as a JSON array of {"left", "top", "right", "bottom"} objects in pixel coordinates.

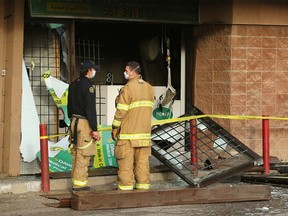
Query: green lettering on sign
[{"left": 153, "top": 107, "right": 173, "bottom": 120}]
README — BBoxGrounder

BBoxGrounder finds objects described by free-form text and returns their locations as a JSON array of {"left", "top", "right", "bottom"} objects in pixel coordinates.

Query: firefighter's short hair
[{"left": 126, "top": 61, "right": 141, "bottom": 74}]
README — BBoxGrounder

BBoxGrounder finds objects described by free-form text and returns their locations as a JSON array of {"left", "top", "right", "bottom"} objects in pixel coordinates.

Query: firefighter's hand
[
  {"left": 111, "top": 129, "right": 119, "bottom": 141},
  {"left": 91, "top": 131, "right": 101, "bottom": 141}
]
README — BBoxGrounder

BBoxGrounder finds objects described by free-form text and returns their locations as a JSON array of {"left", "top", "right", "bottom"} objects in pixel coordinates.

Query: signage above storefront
[{"left": 29, "top": 0, "right": 199, "bottom": 24}]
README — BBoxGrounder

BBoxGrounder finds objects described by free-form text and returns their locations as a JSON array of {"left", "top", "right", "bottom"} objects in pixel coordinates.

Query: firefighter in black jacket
[{"left": 68, "top": 60, "right": 101, "bottom": 191}]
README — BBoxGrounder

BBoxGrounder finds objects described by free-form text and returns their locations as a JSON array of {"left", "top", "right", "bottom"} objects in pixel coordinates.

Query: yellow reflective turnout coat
[{"left": 112, "top": 75, "right": 154, "bottom": 147}]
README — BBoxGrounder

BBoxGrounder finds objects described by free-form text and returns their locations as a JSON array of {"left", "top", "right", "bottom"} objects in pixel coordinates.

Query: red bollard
[
  {"left": 39, "top": 124, "right": 50, "bottom": 192},
  {"left": 190, "top": 119, "right": 198, "bottom": 166},
  {"left": 262, "top": 116, "right": 270, "bottom": 175}
]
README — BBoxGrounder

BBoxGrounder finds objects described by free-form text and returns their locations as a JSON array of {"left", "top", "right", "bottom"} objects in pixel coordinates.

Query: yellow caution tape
[
  {"left": 40, "top": 114, "right": 288, "bottom": 140},
  {"left": 40, "top": 133, "right": 68, "bottom": 140},
  {"left": 50, "top": 146, "right": 64, "bottom": 151}
]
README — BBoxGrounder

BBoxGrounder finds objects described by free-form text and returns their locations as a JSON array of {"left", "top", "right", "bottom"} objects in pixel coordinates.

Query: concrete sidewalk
[{"left": 0, "top": 171, "right": 178, "bottom": 194}]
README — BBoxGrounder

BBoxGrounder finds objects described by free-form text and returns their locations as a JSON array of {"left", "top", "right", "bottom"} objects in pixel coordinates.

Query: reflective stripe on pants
[
  {"left": 70, "top": 117, "right": 92, "bottom": 188},
  {"left": 72, "top": 179, "right": 88, "bottom": 187},
  {"left": 135, "top": 183, "right": 150, "bottom": 190},
  {"left": 118, "top": 185, "right": 134, "bottom": 191},
  {"left": 115, "top": 140, "right": 151, "bottom": 189}
]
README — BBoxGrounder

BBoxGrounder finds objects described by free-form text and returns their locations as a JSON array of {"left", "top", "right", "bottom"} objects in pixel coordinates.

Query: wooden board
[
  {"left": 41, "top": 193, "right": 72, "bottom": 208},
  {"left": 70, "top": 184, "right": 271, "bottom": 210}
]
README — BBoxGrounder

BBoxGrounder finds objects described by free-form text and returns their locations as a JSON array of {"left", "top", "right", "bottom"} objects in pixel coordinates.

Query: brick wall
[{"left": 194, "top": 24, "right": 288, "bottom": 161}]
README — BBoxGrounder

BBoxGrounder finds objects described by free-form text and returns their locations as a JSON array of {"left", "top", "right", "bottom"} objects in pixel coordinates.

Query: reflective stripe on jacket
[{"left": 112, "top": 75, "right": 154, "bottom": 147}]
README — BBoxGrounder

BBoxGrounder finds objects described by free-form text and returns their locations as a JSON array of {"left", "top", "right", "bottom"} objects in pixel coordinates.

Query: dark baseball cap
[{"left": 81, "top": 60, "right": 99, "bottom": 70}]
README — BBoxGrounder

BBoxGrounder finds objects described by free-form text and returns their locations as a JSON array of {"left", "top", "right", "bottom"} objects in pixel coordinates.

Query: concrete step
[{"left": 0, "top": 171, "right": 178, "bottom": 194}]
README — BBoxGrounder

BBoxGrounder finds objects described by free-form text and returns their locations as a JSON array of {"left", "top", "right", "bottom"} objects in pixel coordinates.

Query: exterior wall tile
[
  {"left": 246, "top": 118, "right": 262, "bottom": 128},
  {"left": 213, "top": 94, "right": 230, "bottom": 104},
  {"left": 195, "top": 94, "right": 213, "bottom": 114},
  {"left": 246, "top": 59, "right": 262, "bottom": 70},
  {"left": 195, "top": 82, "right": 213, "bottom": 94},
  {"left": 277, "top": 60, "right": 288, "bottom": 71},
  {"left": 247, "top": 72, "right": 262, "bottom": 82},
  {"left": 213, "top": 83, "right": 231, "bottom": 94},
  {"left": 275, "top": 71, "right": 288, "bottom": 82},
  {"left": 213, "top": 71, "right": 230, "bottom": 82},
  {"left": 213, "top": 59, "right": 231, "bottom": 71},
  {"left": 247, "top": 82, "right": 261, "bottom": 93},
  {"left": 277, "top": 49, "right": 288, "bottom": 60},
  {"left": 275, "top": 82, "right": 288, "bottom": 94},
  {"left": 231, "top": 36, "right": 247, "bottom": 47},
  {"left": 262, "top": 71, "right": 276, "bottom": 82},
  {"left": 230, "top": 71, "right": 246, "bottom": 82},
  {"left": 270, "top": 128, "right": 288, "bottom": 138},
  {"left": 262, "top": 59, "right": 277, "bottom": 71},
  {"left": 262, "top": 94, "right": 276, "bottom": 106},
  {"left": 262, "top": 37, "right": 277, "bottom": 48},
  {"left": 231, "top": 48, "right": 246, "bottom": 59},
  {"left": 247, "top": 48, "right": 262, "bottom": 59},
  {"left": 231, "top": 59, "right": 246, "bottom": 70},
  {"left": 247, "top": 128, "right": 262, "bottom": 139},
  {"left": 195, "top": 69, "right": 213, "bottom": 82},
  {"left": 213, "top": 104, "right": 230, "bottom": 114},
  {"left": 195, "top": 59, "right": 213, "bottom": 70},
  {"left": 230, "top": 95, "right": 246, "bottom": 106},
  {"left": 262, "top": 105, "right": 276, "bottom": 116},
  {"left": 230, "top": 82, "right": 246, "bottom": 94},
  {"left": 230, "top": 105, "right": 247, "bottom": 116},
  {"left": 276, "top": 94, "right": 288, "bottom": 106},
  {"left": 196, "top": 47, "right": 214, "bottom": 59},
  {"left": 247, "top": 37, "right": 262, "bottom": 48},
  {"left": 262, "top": 82, "right": 276, "bottom": 93},
  {"left": 262, "top": 49, "right": 277, "bottom": 59},
  {"left": 275, "top": 106, "right": 288, "bottom": 116},
  {"left": 246, "top": 93, "right": 262, "bottom": 105},
  {"left": 230, "top": 119, "right": 247, "bottom": 128},
  {"left": 277, "top": 38, "right": 288, "bottom": 48},
  {"left": 213, "top": 48, "right": 230, "bottom": 60}
]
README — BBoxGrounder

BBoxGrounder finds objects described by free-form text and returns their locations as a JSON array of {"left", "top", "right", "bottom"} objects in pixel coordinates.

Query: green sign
[
  {"left": 93, "top": 125, "right": 117, "bottom": 168},
  {"left": 37, "top": 126, "right": 117, "bottom": 173},
  {"left": 30, "top": 0, "right": 199, "bottom": 24},
  {"left": 153, "top": 107, "right": 173, "bottom": 120}
]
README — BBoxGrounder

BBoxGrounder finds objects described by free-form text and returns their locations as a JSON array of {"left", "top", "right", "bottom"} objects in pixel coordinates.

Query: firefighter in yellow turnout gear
[{"left": 112, "top": 61, "right": 154, "bottom": 190}]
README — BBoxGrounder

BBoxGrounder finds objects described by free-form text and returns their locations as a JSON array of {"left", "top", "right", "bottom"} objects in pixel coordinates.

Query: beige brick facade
[{"left": 194, "top": 25, "right": 288, "bottom": 160}]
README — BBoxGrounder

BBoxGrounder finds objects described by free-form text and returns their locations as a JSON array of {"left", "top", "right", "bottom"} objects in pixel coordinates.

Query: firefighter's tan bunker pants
[
  {"left": 70, "top": 117, "right": 95, "bottom": 188},
  {"left": 115, "top": 140, "right": 151, "bottom": 190}
]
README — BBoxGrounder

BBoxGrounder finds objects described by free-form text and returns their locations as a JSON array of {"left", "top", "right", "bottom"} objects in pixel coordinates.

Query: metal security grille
[
  {"left": 151, "top": 106, "right": 261, "bottom": 187},
  {"left": 24, "top": 24, "right": 67, "bottom": 140},
  {"left": 75, "top": 38, "right": 103, "bottom": 71}
]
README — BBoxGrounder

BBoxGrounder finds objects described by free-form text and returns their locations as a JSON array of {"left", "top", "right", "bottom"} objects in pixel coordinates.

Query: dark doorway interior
[{"left": 75, "top": 21, "right": 181, "bottom": 97}]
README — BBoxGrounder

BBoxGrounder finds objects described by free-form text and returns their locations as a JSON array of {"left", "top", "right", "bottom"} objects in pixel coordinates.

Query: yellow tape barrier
[{"left": 40, "top": 114, "right": 288, "bottom": 140}]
